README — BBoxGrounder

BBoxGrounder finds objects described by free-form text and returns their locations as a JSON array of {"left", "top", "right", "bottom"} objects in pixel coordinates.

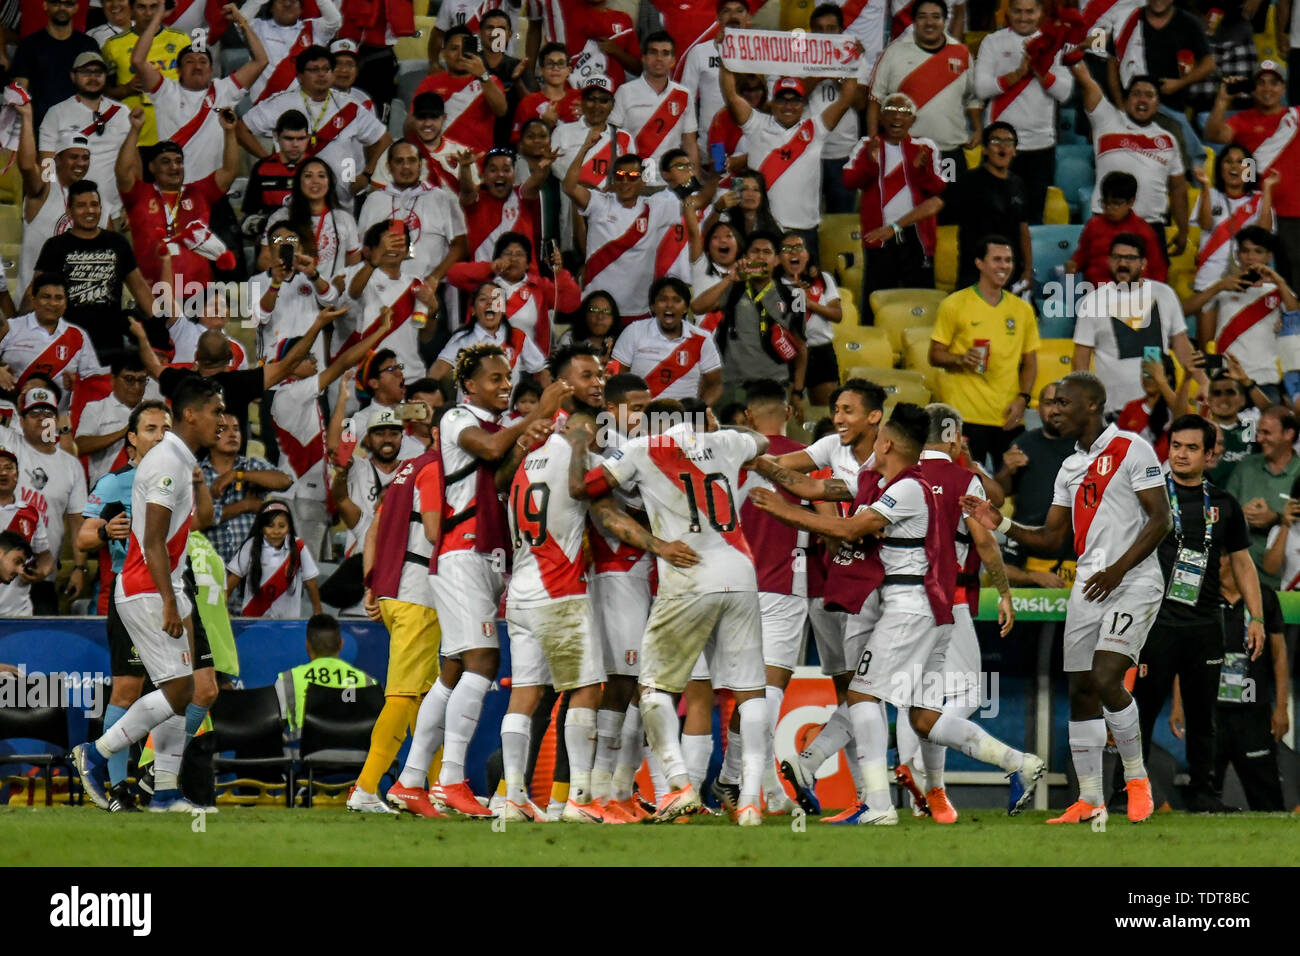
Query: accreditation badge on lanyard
[
  {"left": 1218, "top": 613, "right": 1251, "bottom": 703},
  {"left": 1166, "top": 476, "right": 1214, "bottom": 606}
]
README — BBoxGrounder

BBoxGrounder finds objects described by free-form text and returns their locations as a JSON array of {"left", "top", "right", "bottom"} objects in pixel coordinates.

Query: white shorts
[
  {"left": 115, "top": 592, "right": 195, "bottom": 685},
  {"left": 849, "top": 605, "right": 950, "bottom": 710},
  {"left": 942, "top": 604, "right": 982, "bottom": 702},
  {"left": 506, "top": 596, "right": 606, "bottom": 691},
  {"left": 429, "top": 550, "right": 504, "bottom": 658},
  {"left": 841, "top": 590, "right": 882, "bottom": 678},
  {"left": 760, "top": 592, "right": 808, "bottom": 671},
  {"left": 590, "top": 571, "right": 651, "bottom": 677},
  {"left": 642, "top": 591, "right": 763, "bottom": 694},
  {"left": 1062, "top": 578, "right": 1163, "bottom": 672},
  {"left": 808, "top": 597, "right": 846, "bottom": 675}
]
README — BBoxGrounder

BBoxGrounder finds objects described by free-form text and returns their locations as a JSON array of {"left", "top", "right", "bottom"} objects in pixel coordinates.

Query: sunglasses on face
[
  {"left": 781, "top": 244, "right": 805, "bottom": 253},
  {"left": 612, "top": 170, "right": 641, "bottom": 181}
]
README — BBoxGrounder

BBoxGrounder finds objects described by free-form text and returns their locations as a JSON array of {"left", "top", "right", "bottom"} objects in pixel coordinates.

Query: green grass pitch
[{"left": 4, "top": 807, "right": 1299, "bottom": 866}]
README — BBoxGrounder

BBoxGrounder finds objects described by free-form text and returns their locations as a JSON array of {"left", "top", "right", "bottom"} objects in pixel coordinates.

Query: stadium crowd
[{"left": 0, "top": 0, "right": 1295, "bottom": 822}]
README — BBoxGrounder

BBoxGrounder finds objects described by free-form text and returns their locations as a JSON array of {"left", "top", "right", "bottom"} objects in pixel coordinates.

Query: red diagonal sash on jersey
[
  {"left": 879, "top": 147, "right": 909, "bottom": 206},
  {"left": 305, "top": 100, "right": 361, "bottom": 156},
  {"left": 121, "top": 518, "right": 192, "bottom": 597},
  {"left": 633, "top": 87, "right": 690, "bottom": 158},
  {"left": 336, "top": 277, "right": 421, "bottom": 355},
  {"left": 1081, "top": 0, "right": 1123, "bottom": 28},
  {"left": 1196, "top": 194, "right": 1261, "bottom": 269},
  {"left": 17, "top": 326, "right": 85, "bottom": 389},
  {"left": 473, "top": 190, "right": 522, "bottom": 261},
  {"left": 170, "top": 84, "right": 217, "bottom": 147},
  {"left": 414, "top": 137, "right": 459, "bottom": 192},
  {"left": 642, "top": 333, "right": 706, "bottom": 397},
  {"left": 579, "top": 132, "right": 630, "bottom": 185},
  {"left": 1073, "top": 436, "right": 1132, "bottom": 557},
  {"left": 4, "top": 503, "right": 40, "bottom": 542},
  {"left": 584, "top": 202, "right": 650, "bottom": 284},
  {"left": 589, "top": 515, "right": 645, "bottom": 571},
  {"left": 276, "top": 418, "right": 326, "bottom": 478},
  {"left": 1253, "top": 107, "right": 1299, "bottom": 180},
  {"left": 242, "top": 542, "right": 302, "bottom": 616},
  {"left": 80, "top": 104, "right": 121, "bottom": 137},
  {"left": 991, "top": 72, "right": 1034, "bottom": 120},
  {"left": 646, "top": 435, "right": 752, "bottom": 559},
  {"left": 1216, "top": 293, "right": 1278, "bottom": 355},
  {"left": 898, "top": 44, "right": 970, "bottom": 113},
  {"left": 257, "top": 23, "right": 314, "bottom": 104},
  {"left": 841, "top": 0, "right": 873, "bottom": 28},
  {"left": 758, "top": 118, "right": 816, "bottom": 190},
  {"left": 672, "top": 22, "right": 720, "bottom": 81},
  {"left": 654, "top": 217, "right": 691, "bottom": 279}
]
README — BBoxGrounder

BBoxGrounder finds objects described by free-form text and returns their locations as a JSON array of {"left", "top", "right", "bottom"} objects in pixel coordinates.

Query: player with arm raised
[
  {"left": 750, "top": 403, "right": 1044, "bottom": 825},
  {"left": 73, "top": 376, "right": 226, "bottom": 813},
  {"left": 578, "top": 398, "right": 770, "bottom": 824},
  {"left": 963, "top": 371, "right": 1172, "bottom": 825}
]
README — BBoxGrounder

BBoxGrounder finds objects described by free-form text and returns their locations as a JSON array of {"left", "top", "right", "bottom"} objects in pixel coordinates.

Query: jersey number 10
[{"left": 678, "top": 471, "right": 738, "bottom": 534}]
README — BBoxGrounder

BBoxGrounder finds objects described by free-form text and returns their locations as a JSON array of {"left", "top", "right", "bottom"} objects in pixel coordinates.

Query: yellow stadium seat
[
  {"left": 873, "top": 299, "right": 944, "bottom": 354},
  {"left": 1167, "top": 224, "right": 1201, "bottom": 276},
  {"left": 0, "top": 163, "right": 21, "bottom": 206},
  {"left": 838, "top": 287, "right": 860, "bottom": 327},
  {"left": 1030, "top": 338, "right": 1076, "bottom": 405},
  {"left": 903, "top": 337, "right": 943, "bottom": 396},
  {"left": 1043, "top": 186, "right": 1069, "bottom": 225},
  {"left": 1255, "top": 7, "right": 1278, "bottom": 61},
  {"left": 413, "top": 0, "right": 429, "bottom": 14},
  {"left": 819, "top": 213, "right": 861, "bottom": 277},
  {"left": 1168, "top": 268, "right": 1196, "bottom": 304},
  {"left": 0, "top": 204, "right": 20, "bottom": 242},
  {"left": 833, "top": 323, "right": 896, "bottom": 374},
  {"left": 840, "top": 264, "right": 863, "bottom": 303},
  {"left": 900, "top": 324, "right": 934, "bottom": 351},
  {"left": 0, "top": 242, "right": 19, "bottom": 289},
  {"left": 782, "top": 0, "right": 815, "bottom": 30},
  {"left": 934, "top": 225, "right": 958, "bottom": 292},
  {"left": 869, "top": 288, "right": 946, "bottom": 321},
  {"left": 963, "top": 144, "right": 982, "bottom": 173},
  {"left": 849, "top": 366, "right": 932, "bottom": 409},
  {"left": 965, "top": 31, "right": 988, "bottom": 57},
  {"left": 396, "top": 16, "right": 434, "bottom": 61}
]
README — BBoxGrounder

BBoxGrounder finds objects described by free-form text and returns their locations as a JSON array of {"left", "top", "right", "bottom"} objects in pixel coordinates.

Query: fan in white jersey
[
  {"left": 753, "top": 377, "right": 884, "bottom": 812},
  {"left": 73, "top": 376, "right": 227, "bottom": 814},
  {"left": 609, "top": 32, "right": 699, "bottom": 188},
  {"left": 965, "top": 371, "right": 1171, "bottom": 826},
  {"left": 1189, "top": 151, "right": 1276, "bottom": 293},
  {"left": 227, "top": 500, "right": 322, "bottom": 619},
  {"left": 0, "top": 445, "right": 52, "bottom": 616},
  {"left": 579, "top": 399, "right": 772, "bottom": 824},
  {"left": 752, "top": 403, "right": 1044, "bottom": 826}
]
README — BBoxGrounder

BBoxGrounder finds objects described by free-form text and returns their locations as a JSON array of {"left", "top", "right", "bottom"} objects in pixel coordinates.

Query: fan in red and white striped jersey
[
  {"left": 608, "top": 277, "right": 723, "bottom": 402},
  {"left": 75, "top": 357, "right": 149, "bottom": 489},
  {"left": 609, "top": 31, "right": 698, "bottom": 187},
  {"left": 0, "top": 444, "right": 50, "bottom": 616}
]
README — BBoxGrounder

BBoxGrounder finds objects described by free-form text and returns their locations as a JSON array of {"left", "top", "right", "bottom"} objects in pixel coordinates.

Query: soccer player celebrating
[
  {"left": 579, "top": 398, "right": 771, "bottom": 824},
  {"left": 73, "top": 376, "right": 226, "bottom": 813},
  {"left": 964, "top": 371, "right": 1172, "bottom": 825},
  {"left": 751, "top": 404, "right": 1045, "bottom": 825}
]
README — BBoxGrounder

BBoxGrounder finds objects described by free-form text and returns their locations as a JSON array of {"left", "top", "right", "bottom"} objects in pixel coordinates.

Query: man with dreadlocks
[{"left": 369, "top": 343, "right": 569, "bottom": 817}]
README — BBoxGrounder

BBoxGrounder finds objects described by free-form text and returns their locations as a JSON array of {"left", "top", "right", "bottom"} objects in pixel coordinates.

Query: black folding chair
[
  {"left": 0, "top": 676, "right": 70, "bottom": 806},
  {"left": 209, "top": 686, "right": 296, "bottom": 808},
  {"left": 298, "top": 683, "right": 385, "bottom": 808}
]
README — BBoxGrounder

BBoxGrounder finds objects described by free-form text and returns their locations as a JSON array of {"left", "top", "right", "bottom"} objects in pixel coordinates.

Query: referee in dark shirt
[{"left": 1134, "top": 414, "right": 1266, "bottom": 813}]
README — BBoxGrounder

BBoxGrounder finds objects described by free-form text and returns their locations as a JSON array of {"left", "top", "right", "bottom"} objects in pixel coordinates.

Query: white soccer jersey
[
  {"left": 508, "top": 433, "right": 589, "bottom": 605},
  {"left": 1087, "top": 98, "right": 1184, "bottom": 221},
  {"left": 805, "top": 433, "right": 873, "bottom": 498},
  {"left": 602, "top": 423, "right": 759, "bottom": 596},
  {"left": 919, "top": 449, "right": 983, "bottom": 568},
  {"left": 15, "top": 437, "right": 87, "bottom": 581},
  {"left": 781, "top": 272, "right": 841, "bottom": 347},
  {"left": 609, "top": 318, "right": 721, "bottom": 401},
  {"left": 117, "top": 430, "right": 196, "bottom": 602},
  {"left": 580, "top": 189, "right": 682, "bottom": 318},
  {"left": 610, "top": 76, "right": 698, "bottom": 185},
  {"left": 679, "top": 42, "right": 725, "bottom": 136},
  {"left": 343, "top": 457, "right": 399, "bottom": 557},
  {"left": 972, "top": 28, "right": 1072, "bottom": 151},
  {"left": 148, "top": 75, "right": 246, "bottom": 183},
  {"left": 812, "top": 78, "right": 860, "bottom": 160},
  {"left": 39, "top": 95, "right": 132, "bottom": 216},
  {"left": 0, "top": 314, "right": 105, "bottom": 385},
  {"left": 0, "top": 498, "right": 48, "bottom": 616},
  {"left": 1193, "top": 190, "right": 1264, "bottom": 292},
  {"left": 1081, "top": 0, "right": 1143, "bottom": 40},
  {"left": 250, "top": 269, "right": 339, "bottom": 367},
  {"left": 866, "top": 35, "right": 979, "bottom": 152},
  {"left": 265, "top": 207, "right": 360, "bottom": 284},
  {"left": 243, "top": 89, "right": 387, "bottom": 204},
  {"left": 1211, "top": 284, "right": 1284, "bottom": 386},
  {"left": 437, "top": 0, "right": 526, "bottom": 53},
  {"left": 865, "top": 474, "right": 937, "bottom": 615},
  {"left": 438, "top": 402, "right": 500, "bottom": 554},
  {"left": 344, "top": 261, "right": 428, "bottom": 384},
  {"left": 76, "top": 392, "right": 133, "bottom": 489},
  {"left": 270, "top": 374, "right": 329, "bottom": 503},
  {"left": 550, "top": 118, "right": 634, "bottom": 249},
  {"left": 372, "top": 134, "right": 477, "bottom": 193},
  {"left": 169, "top": 323, "right": 248, "bottom": 370},
  {"left": 739, "top": 111, "right": 833, "bottom": 230},
  {"left": 436, "top": 321, "right": 547, "bottom": 391},
  {"left": 1073, "top": 279, "right": 1187, "bottom": 413},
  {"left": 1051, "top": 423, "right": 1165, "bottom": 587},
  {"left": 241, "top": 0, "right": 342, "bottom": 103},
  {"left": 357, "top": 184, "right": 467, "bottom": 280},
  {"left": 230, "top": 535, "right": 319, "bottom": 618},
  {"left": 836, "top": 0, "right": 889, "bottom": 75}
]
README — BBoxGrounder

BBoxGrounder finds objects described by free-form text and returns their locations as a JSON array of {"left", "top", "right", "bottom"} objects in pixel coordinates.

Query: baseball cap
[
  {"left": 329, "top": 38, "right": 360, "bottom": 57},
  {"left": 0, "top": 443, "right": 15, "bottom": 464},
  {"left": 581, "top": 75, "right": 615, "bottom": 96},
  {"left": 72, "top": 51, "right": 107, "bottom": 70},
  {"left": 1256, "top": 60, "right": 1287, "bottom": 82},
  {"left": 772, "top": 77, "right": 807, "bottom": 99},
  {"left": 56, "top": 131, "right": 90, "bottom": 154},
  {"left": 20, "top": 388, "right": 57, "bottom": 414},
  {"left": 368, "top": 408, "right": 403, "bottom": 431},
  {"left": 411, "top": 91, "right": 446, "bottom": 119}
]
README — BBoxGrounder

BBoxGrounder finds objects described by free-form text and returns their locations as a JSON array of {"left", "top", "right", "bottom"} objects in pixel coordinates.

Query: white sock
[
  {"left": 646, "top": 750, "right": 669, "bottom": 802},
  {"left": 801, "top": 704, "right": 852, "bottom": 770},
  {"left": 1103, "top": 699, "right": 1146, "bottom": 781},
  {"left": 763, "top": 686, "right": 785, "bottom": 797},
  {"left": 565, "top": 707, "right": 598, "bottom": 804},
  {"left": 1069, "top": 718, "right": 1108, "bottom": 805},
  {"left": 927, "top": 712, "right": 1023, "bottom": 773},
  {"left": 398, "top": 680, "right": 453, "bottom": 788},
  {"left": 640, "top": 690, "right": 688, "bottom": 789},
  {"left": 151, "top": 713, "right": 186, "bottom": 793},
  {"left": 592, "top": 708, "right": 624, "bottom": 801},
  {"left": 895, "top": 705, "right": 921, "bottom": 768},
  {"left": 500, "top": 712, "right": 531, "bottom": 805},
  {"left": 612, "top": 705, "right": 643, "bottom": 801},
  {"left": 95, "top": 689, "right": 175, "bottom": 757},
  {"left": 845, "top": 734, "right": 866, "bottom": 794},
  {"left": 719, "top": 723, "right": 743, "bottom": 785},
  {"left": 438, "top": 672, "right": 490, "bottom": 785},
  {"left": 738, "top": 697, "right": 769, "bottom": 810},
  {"left": 924, "top": 700, "right": 977, "bottom": 791},
  {"left": 848, "top": 699, "right": 891, "bottom": 811},
  {"left": 681, "top": 733, "right": 712, "bottom": 791}
]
